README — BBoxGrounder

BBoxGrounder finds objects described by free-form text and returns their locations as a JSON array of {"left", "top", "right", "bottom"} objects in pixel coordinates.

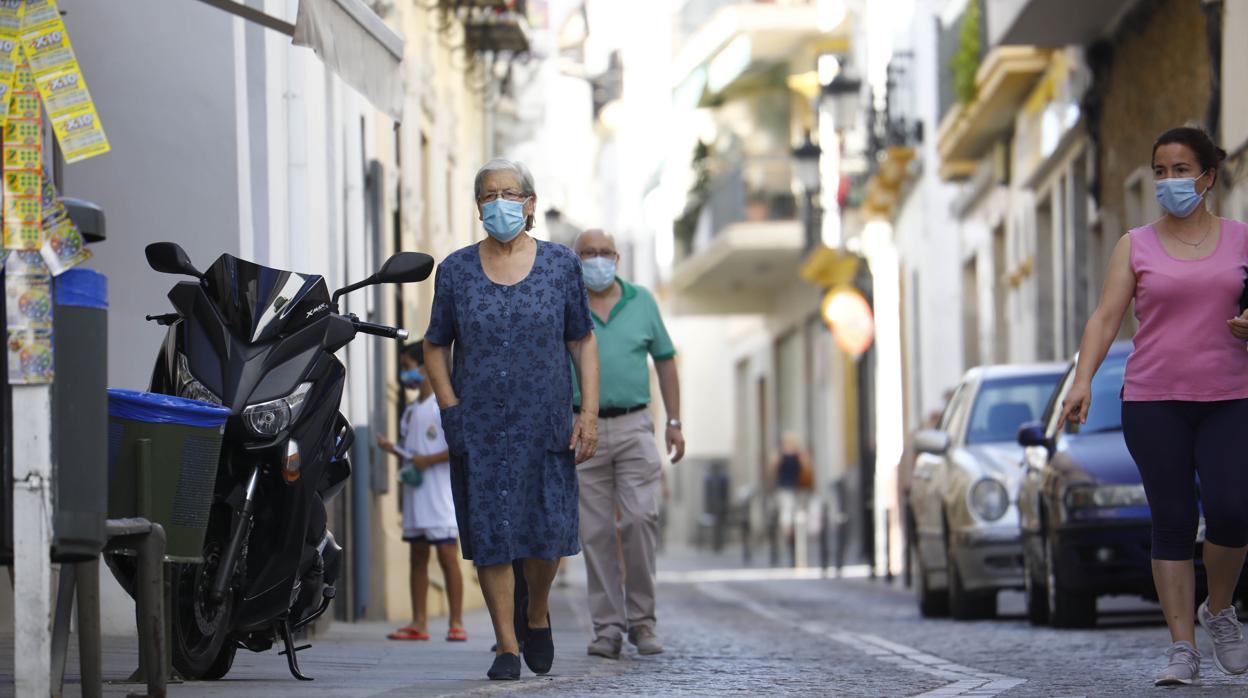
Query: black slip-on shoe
[
  {"left": 523, "top": 614, "right": 554, "bottom": 675},
  {"left": 487, "top": 652, "right": 521, "bottom": 681}
]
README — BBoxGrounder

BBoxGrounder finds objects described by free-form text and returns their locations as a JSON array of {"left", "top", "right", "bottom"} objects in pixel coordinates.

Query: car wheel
[
  {"left": 948, "top": 541, "right": 997, "bottom": 620},
  {"left": 913, "top": 539, "right": 948, "bottom": 618},
  {"left": 1045, "top": 531, "right": 1096, "bottom": 628},
  {"left": 1023, "top": 536, "right": 1050, "bottom": 626}
]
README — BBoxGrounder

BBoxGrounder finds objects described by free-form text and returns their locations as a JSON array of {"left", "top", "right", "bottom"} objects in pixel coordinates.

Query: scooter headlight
[
  {"left": 243, "top": 382, "right": 313, "bottom": 437},
  {"left": 175, "top": 354, "right": 222, "bottom": 405}
]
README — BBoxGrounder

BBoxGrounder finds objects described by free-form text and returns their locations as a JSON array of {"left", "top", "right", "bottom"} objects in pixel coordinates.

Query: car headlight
[
  {"left": 969, "top": 478, "right": 1009, "bottom": 521},
  {"left": 1063, "top": 484, "right": 1148, "bottom": 509},
  {"left": 176, "top": 353, "right": 222, "bottom": 405},
  {"left": 242, "top": 382, "right": 313, "bottom": 436}
]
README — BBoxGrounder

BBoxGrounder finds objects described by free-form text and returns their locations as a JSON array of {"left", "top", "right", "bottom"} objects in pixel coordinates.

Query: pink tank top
[{"left": 1123, "top": 218, "right": 1248, "bottom": 401}]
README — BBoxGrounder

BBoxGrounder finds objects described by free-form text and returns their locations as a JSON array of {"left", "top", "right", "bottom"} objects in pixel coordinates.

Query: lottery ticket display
[{"left": 5, "top": 249, "right": 52, "bottom": 383}]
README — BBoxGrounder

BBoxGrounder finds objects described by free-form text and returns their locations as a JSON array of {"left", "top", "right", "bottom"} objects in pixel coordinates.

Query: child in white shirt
[{"left": 377, "top": 342, "right": 465, "bottom": 642}]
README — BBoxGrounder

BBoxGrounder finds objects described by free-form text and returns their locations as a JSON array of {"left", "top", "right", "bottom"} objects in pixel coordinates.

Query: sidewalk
[{"left": 0, "top": 580, "right": 628, "bottom": 698}]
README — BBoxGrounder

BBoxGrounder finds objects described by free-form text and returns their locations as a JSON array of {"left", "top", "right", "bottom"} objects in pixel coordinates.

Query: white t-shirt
[{"left": 394, "top": 395, "right": 457, "bottom": 538}]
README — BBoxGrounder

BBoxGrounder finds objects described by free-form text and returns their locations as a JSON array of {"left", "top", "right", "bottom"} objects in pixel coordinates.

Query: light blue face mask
[
  {"left": 399, "top": 368, "right": 423, "bottom": 388},
  {"left": 1155, "top": 170, "right": 1209, "bottom": 218},
  {"left": 481, "top": 198, "right": 528, "bottom": 242},
  {"left": 581, "top": 256, "right": 617, "bottom": 292}
]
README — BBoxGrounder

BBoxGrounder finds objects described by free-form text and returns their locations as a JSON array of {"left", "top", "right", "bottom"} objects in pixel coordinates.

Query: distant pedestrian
[
  {"left": 572, "top": 229, "right": 684, "bottom": 660},
  {"left": 377, "top": 342, "right": 466, "bottom": 643},
  {"left": 768, "top": 431, "right": 813, "bottom": 547},
  {"left": 1060, "top": 126, "right": 1248, "bottom": 687},
  {"left": 424, "top": 158, "right": 600, "bottom": 681}
]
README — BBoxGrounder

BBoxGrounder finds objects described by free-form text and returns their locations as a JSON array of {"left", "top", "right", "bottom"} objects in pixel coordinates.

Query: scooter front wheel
[{"left": 171, "top": 521, "right": 236, "bottom": 679}]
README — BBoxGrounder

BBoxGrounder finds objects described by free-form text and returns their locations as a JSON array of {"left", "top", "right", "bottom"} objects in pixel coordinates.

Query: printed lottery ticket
[
  {"left": 20, "top": 0, "right": 108, "bottom": 163},
  {"left": 3, "top": 57, "right": 41, "bottom": 250},
  {"left": 5, "top": 247, "right": 53, "bottom": 383},
  {"left": 7, "top": 327, "right": 53, "bottom": 383},
  {"left": 38, "top": 167, "right": 89, "bottom": 275},
  {"left": 0, "top": 1, "right": 22, "bottom": 132},
  {"left": 41, "top": 216, "right": 88, "bottom": 275},
  {"left": 5, "top": 270, "right": 50, "bottom": 330}
]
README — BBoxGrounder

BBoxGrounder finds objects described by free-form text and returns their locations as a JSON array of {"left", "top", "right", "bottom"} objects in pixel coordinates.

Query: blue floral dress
[{"left": 424, "top": 240, "right": 593, "bottom": 566}]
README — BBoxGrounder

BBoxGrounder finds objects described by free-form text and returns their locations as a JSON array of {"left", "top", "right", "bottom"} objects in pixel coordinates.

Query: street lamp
[
  {"left": 821, "top": 70, "right": 863, "bottom": 132},
  {"left": 792, "top": 130, "right": 822, "bottom": 251},
  {"left": 792, "top": 131, "right": 822, "bottom": 194}
]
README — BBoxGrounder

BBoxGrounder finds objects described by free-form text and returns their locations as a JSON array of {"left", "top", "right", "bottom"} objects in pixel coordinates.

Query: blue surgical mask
[
  {"left": 581, "top": 256, "right": 617, "bottom": 291},
  {"left": 400, "top": 368, "right": 423, "bottom": 388},
  {"left": 481, "top": 198, "right": 528, "bottom": 242},
  {"left": 1155, "top": 171, "right": 1208, "bottom": 218}
]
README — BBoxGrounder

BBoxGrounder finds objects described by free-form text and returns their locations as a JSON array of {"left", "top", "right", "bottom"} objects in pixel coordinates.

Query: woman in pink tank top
[{"left": 1061, "top": 127, "right": 1248, "bottom": 687}]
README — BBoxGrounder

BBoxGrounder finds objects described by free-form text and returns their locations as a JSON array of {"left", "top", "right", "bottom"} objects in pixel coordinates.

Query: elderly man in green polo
[{"left": 572, "top": 229, "right": 684, "bottom": 659}]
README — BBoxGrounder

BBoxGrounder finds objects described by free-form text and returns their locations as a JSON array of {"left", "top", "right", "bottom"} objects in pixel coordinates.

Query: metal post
[
  {"left": 51, "top": 564, "right": 76, "bottom": 693},
  {"left": 136, "top": 438, "right": 153, "bottom": 520},
  {"left": 76, "top": 558, "right": 103, "bottom": 698},
  {"left": 13, "top": 384, "right": 53, "bottom": 698},
  {"left": 794, "top": 508, "right": 808, "bottom": 569},
  {"left": 819, "top": 498, "right": 830, "bottom": 577},
  {"left": 109, "top": 519, "right": 169, "bottom": 697},
  {"left": 741, "top": 497, "right": 752, "bottom": 566},
  {"left": 884, "top": 507, "right": 894, "bottom": 583}
]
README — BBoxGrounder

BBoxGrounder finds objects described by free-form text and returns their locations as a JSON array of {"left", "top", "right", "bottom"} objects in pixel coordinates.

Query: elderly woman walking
[{"left": 424, "top": 158, "right": 600, "bottom": 681}]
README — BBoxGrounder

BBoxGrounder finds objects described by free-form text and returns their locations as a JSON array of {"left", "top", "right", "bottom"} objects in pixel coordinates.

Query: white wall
[
  {"left": 896, "top": 0, "right": 965, "bottom": 425},
  {"left": 22, "top": 0, "right": 379, "bottom": 634}
]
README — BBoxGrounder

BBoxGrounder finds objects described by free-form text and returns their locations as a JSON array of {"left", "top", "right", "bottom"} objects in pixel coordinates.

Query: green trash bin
[{"left": 106, "top": 389, "right": 231, "bottom": 562}]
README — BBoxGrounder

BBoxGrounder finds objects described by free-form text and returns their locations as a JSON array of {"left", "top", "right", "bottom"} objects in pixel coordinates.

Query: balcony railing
[
  {"left": 679, "top": 155, "right": 798, "bottom": 259},
  {"left": 674, "top": 0, "right": 814, "bottom": 51}
]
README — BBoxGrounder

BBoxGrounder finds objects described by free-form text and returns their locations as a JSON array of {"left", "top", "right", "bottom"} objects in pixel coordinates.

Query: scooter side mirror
[
  {"left": 145, "top": 242, "right": 202, "bottom": 278},
  {"left": 375, "top": 252, "right": 434, "bottom": 284},
  {"left": 331, "top": 252, "right": 434, "bottom": 308}
]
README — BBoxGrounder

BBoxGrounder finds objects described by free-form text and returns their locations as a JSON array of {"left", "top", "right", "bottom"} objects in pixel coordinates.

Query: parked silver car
[{"left": 907, "top": 363, "right": 1064, "bottom": 620}]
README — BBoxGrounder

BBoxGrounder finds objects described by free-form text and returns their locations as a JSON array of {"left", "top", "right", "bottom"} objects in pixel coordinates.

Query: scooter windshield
[{"left": 202, "top": 254, "right": 332, "bottom": 343}]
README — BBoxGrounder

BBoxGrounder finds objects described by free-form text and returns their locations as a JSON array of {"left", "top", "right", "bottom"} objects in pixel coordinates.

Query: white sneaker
[
  {"left": 1198, "top": 599, "right": 1248, "bottom": 675},
  {"left": 1155, "top": 641, "right": 1201, "bottom": 687}
]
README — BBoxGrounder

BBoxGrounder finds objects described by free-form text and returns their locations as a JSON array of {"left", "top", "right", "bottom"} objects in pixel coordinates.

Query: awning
[{"left": 195, "top": 0, "right": 405, "bottom": 122}]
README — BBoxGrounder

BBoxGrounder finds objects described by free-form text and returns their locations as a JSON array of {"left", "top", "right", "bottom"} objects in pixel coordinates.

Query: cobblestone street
[{"left": 9, "top": 551, "right": 1248, "bottom": 697}]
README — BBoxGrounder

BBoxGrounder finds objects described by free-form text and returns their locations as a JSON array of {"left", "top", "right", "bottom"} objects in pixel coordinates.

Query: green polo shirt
[{"left": 573, "top": 278, "right": 676, "bottom": 409}]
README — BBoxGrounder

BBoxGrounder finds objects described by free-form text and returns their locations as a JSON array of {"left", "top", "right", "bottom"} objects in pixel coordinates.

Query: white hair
[{"left": 474, "top": 158, "right": 537, "bottom": 229}]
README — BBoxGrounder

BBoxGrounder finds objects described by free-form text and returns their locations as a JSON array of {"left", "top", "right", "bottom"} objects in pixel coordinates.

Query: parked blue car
[{"left": 1017, "top": 341, "right": 1241, "bottom": 628}]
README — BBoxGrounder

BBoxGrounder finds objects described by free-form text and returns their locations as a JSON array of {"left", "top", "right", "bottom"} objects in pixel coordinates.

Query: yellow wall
[{"left": 368, "top": 3, "right": 493, "bottom": 623}]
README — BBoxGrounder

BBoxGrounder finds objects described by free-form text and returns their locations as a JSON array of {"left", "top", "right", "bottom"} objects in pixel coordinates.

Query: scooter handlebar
[{"left": 351, "top": 317, "right": 408, "bottom": 341}]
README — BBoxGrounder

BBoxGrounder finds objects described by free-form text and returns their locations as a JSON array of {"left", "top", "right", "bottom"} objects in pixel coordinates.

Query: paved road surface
[{"left": 4, "top": 555, "right": 1244, "bottom": 696}]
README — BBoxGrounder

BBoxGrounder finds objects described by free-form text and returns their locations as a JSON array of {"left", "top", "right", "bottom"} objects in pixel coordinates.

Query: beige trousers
[{"left": 577, "top": 408, "right": 663, "bottom": 641}]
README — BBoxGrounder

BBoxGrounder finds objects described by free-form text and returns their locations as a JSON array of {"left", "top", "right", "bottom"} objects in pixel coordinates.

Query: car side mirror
[
  {"left": 145, "top": 242, "right": 202, "bottom": 278},
  {"left": 375, "top": 252, "right": 434, "bottom": 284},
  {"left": 1017, "top": 421, "right": 1051, "bottom": 451},
  {"left": 914, "top": 429, "right": 950, "bottom": 455}
]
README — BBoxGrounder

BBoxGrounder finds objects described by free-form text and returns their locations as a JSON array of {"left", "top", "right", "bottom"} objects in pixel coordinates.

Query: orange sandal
[
  {"left": 447, "top": 627, "right": 469, "bottom": 642},
  {"left": 387, "top": 626, "right": 431, "bottom": 641}
]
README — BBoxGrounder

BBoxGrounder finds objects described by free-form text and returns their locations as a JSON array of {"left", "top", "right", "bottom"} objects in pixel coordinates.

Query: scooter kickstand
[{"left": 278, "top": 620, "right": 314, "bottom": 681}]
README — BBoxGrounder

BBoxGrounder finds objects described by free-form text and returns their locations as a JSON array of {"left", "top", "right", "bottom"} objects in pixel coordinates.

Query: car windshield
[
  {"left": 966, "top": 374, "right": 1063, "bottom": 444},
  {"left": 1068, "top": 352, "right": 1127, "bottom": 434}
]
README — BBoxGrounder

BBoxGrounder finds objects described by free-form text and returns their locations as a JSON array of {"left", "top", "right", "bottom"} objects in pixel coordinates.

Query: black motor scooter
[{"left": 107, "top": 242, "right": 432, "bottom": 681}]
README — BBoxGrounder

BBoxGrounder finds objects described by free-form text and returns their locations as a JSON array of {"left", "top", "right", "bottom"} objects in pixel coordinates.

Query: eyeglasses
[
  {"left": 578, "top": 248, "right": 618, "bottom": 260},
  {"left": 478, "top": 190, "right": 528, "bottom": 204}
]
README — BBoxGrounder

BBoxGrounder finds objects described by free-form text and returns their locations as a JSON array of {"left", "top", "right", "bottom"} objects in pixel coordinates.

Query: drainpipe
[
  {"left": 1202, "top": 0, "right": 1223, "bottom": 140},
  {"left": 344, "top": 103, "right": 372, "bottom": 619}
]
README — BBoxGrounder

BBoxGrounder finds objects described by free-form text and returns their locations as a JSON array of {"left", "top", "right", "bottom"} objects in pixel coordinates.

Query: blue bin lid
[
  {"left": 107, "top": 389, "right": 230, "bottom": 428},
  {"left": 54, "top": 269, "right": 107, "bottom": 309}
]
